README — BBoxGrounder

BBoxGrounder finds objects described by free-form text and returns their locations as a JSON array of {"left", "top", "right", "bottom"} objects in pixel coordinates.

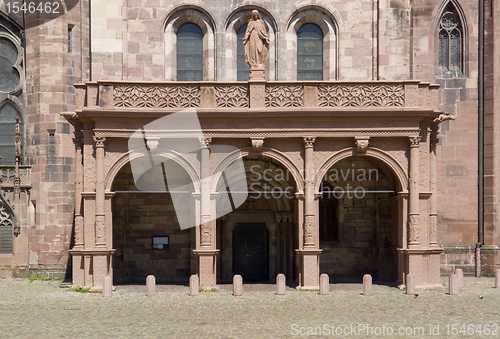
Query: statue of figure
[{"left": 243, "top": 10, "right": 270, "bottom": 70}]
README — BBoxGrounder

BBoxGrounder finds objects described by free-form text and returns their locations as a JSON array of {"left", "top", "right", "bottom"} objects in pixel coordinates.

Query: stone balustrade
[{"left": 74, "top": 81, "right": 440, "bottom": 112}]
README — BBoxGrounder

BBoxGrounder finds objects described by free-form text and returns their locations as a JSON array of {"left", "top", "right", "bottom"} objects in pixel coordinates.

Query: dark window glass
[
  {"left": 0, "top": 38, "right": 21, "bottom": 93},
  {"left": 438, "top": 4, "right": 463, "bottom": 77},
  {"left": 0, "top": 104, "right": 21, "bottom": 165},
  {"left": 237, "top": 24, "right": 250, "bottom": 81},
  {"left": 68, "top": 25, "right": 73, "bottom": 53},
  {"left": 177, "top": 23, "right": 203, "bottom": 81},
  {"left": 297, "top": 24, "right": 323, "bottom": 81},
  {"left": 0, "top": 221, "right": 13, "bottom": 254},
  {"left": 319, "top": 184, "right": 338, "bottom": 242}
]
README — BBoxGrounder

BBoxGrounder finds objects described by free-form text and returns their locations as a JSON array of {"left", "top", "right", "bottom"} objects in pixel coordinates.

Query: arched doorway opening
[
  {"left": 111, "top": 157, "right": 196, "bottom": 284},
  {"left": 318, "top": 156, "right": 400, "bottom": 282},
  {"left": 216, "top": 154, "right": 299, "bottom": 283}
]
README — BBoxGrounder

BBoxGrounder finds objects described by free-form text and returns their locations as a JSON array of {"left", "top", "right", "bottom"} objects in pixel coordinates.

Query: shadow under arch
[
  {"left": 210, "top": 146, "right": 304, "bottom": 193},
  {"left": 314, "top": 147, "right": 408, "bottom": 193},
  {"left": 105, "top": 150, "right": 200, "bottom": 193}
]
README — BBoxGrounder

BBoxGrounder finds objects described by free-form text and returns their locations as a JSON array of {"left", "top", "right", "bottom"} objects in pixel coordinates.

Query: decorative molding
[
  {"left": 93, "top": 129, "right": 421, "bottom": 139},
  {"left": 318, "top": 84, "right": 404, "bottom": 107},
  {"left": 265, "top": 85, "right": 304, "bottom": 107},
  {"left": 113, "top": 85, "right": 201, "bottom": 108}
]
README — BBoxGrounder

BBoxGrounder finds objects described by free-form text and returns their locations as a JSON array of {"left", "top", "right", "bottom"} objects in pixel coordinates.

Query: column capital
[
  {"left": 199, "top": 137, "right": 212, "bottom": 149},
  {"left": 408, "top": 136, "right": 420, "bottom": 148},
  {"left": 93, "top": 136, "right": 106, "bottom": 148},
  {"left": 303, "top": 137, "right": 316, "bottom": 148}
]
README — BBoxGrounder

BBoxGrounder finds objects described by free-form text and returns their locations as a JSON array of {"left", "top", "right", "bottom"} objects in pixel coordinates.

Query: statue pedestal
[{"left": 250, "top": 66, "right": 265, "bottom": 80}]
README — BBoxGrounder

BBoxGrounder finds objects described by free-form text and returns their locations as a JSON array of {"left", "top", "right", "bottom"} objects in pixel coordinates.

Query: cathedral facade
[{"left": 0, "top": 0, "right": 498, "bottom": 289}]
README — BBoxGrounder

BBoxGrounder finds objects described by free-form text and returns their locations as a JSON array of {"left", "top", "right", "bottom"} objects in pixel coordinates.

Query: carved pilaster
[
  {"left": 304, "top": 215, "right": 315, "bottom": 246},
  {"left": 94, "top": 136, "right": 106, "bottom": 247},
  {"left": 408, "top": 136, "right": 420, "bottom": 247},
  {"left": 429, "top": 136, "right": 438, "bottom": 245},
  {"left": 303, "top": 137, "right": 317, "bottom": 248}
]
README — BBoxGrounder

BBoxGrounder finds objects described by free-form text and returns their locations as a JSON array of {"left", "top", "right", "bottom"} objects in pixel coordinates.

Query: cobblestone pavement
[{"left": 1, "top": 277, "right": 500, "bottom": 338}]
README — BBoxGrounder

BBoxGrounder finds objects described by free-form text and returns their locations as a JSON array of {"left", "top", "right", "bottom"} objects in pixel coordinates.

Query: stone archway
[
  {"left": 318, "top": 156, "right": 400, "bottom": 282},
  {"left": 111, "top": 157, "right": 196, "bottom": 284},
  {"left": 215, "top": 154, "right": 299, "bottom": 283}
]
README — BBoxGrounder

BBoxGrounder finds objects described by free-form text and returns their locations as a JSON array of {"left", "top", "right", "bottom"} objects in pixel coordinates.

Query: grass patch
[
  {"left": 69, "top": 285, "right": 102, "bottom": 293},
  {"left": 26, "top": 273, "right": 65, "bottom": 283},
  {"left": 199, "top": 285, "right": 219, "bottom": 292}
]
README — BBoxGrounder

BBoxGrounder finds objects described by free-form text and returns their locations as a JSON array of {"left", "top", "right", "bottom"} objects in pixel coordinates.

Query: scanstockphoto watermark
[
  {"left": 291, "top": 323, "right": 427, "bottom": 336},
  {"left": 248, "top": 165, "right": 381, "bottom": 200}
]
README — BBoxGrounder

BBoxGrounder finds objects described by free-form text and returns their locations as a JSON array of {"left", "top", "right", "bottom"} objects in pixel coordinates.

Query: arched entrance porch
[
  {"left": 318, "top": 156, "right": 400, "bottom": 282},
  {"left": 214, "top": 154, "right": 300, "bottom": 284},
  {"left": 111, "top": 156, "right": 196, "bottom": 284}
]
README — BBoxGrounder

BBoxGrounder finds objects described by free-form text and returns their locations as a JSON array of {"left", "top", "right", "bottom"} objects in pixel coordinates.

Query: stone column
[
  {"left": 408, "top": 136, "right": 420, "bottom": 247},
  {"left": 429, "top": 136, "right": 438, "bottom": 246},
  {"left": 73, "top": 136, "right": 84, "bottom": 248},
  {"left": 94, "top": 136, "right": 106, "bottom": 248},
  {"left": 194, "top": 137, "right": 219, "bottom": 287},
  {"left": 303, "top": 137, "right": 316, "bottom": 248},
  {"left": 71, "top": 136, "right": 85, "bottom": 286},
  {"left": 296, "top": 137, "right": 322, "bottom": 289}
]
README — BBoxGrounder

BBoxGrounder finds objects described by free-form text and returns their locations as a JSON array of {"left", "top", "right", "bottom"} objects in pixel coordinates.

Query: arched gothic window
[
  {"left": 297, "top": 24, "right": 323, "bottom": 81},
  {"left": 237, "top": 24, "right": 250, "bottom": 81},
  {"left": 438, "top": 4, "right": 464, "bottom": 77},
  {"left": 0, "top": 203, "right": 14, "bottom": 254},
  {"left": 176, "top": 23, "right": 203, "bottom": 81}
]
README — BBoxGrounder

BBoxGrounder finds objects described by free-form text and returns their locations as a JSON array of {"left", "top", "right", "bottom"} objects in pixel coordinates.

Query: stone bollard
[
  {"left": 276, "top": 274, "right": 286, "bottom": 295},
  {"left": 363, "top": 274, "right": 372, "bottom": 296},
  {"left": 233, "top": 275, "right": 243, "bottom": 296},
  {"left": 103, "top": 276, "right": 112, "bottom": 298},
  {"left": 449, "top": 274, "right": 459, "bottom": 295},
  {"left": 496, "top": 269, "right": 500, "bottom": 288},
  {"left": 146, "top": 275, "right": 156, "bottom": 297},
  {"left": 189, "top": 275, "right": 199, "bottom": 296},
  {"left": 455, "top": 268, "right": 463, "bottom": 289},
  {"left": 319, "top": 274, "right": 329, "bottom": 295},
  {"left": 406, "top": 274, "right": 416, "bottom": 295}
]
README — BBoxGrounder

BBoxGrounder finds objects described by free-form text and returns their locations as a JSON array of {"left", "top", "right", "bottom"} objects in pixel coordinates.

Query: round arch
[
  {"left": 313, "top": 147, "right": 408, "bottom": 192},
  {"left": 105, "top": 150, "right": 200, "bottom": 192},
  {"left": 163, "top": 5, "right": 216, "bottom": 81},
  {"left": 284, "top": 4, "right": 341, "bottom": 81},
  {"left": 225, "top": 5, "right": 278, "bottom": 81},
  {"left": 210, "top": 147, "right": 304, "bottom": 193}
]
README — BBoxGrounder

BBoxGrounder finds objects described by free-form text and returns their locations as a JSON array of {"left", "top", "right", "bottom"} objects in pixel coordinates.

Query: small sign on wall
[{"left": 152, "top": 236, "right": 169, "bottom": 250}]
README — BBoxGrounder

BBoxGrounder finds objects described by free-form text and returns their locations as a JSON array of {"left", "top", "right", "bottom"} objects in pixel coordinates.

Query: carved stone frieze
[
  {"left": 113, "top": 85, "right": 201, "bottom": 108},
  {"left": 318, "top": 84, "right": 404, "bottom": 107},
  {"left": 215, "top": 85, "right": 249, "bottom": 108},
  {"left": 265, "top": 85, "right": 304, "bottom": 107}
]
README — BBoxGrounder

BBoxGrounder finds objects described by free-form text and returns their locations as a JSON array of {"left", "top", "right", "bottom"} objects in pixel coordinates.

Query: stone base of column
[
  {"left": 194, "top": 249, "right": 219, "bottom": 288},
  {"left": 295, "top": 249, "right": 322, "bottom": 290},
  {"left": 70, "top": 249, "right": 115, "bottom": 291},
  {"left": 399, "top": 248, "right": 443, "bottom": 290}
]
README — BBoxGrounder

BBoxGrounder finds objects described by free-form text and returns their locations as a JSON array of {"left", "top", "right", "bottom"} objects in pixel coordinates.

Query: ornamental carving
[
  {"left": 265, "top": 85, "right": 304, "bottom": 107},
  {"left": 95, "top": 217, "right": 105, "bottom": 244},
  {"left": 355, "top": 137, "right": 370, "bottom": 153},
  {"left": 408, "top": 136, "right": 420, "bottom": 148},
  {"left": 198, "top": 137, "right": 212, "bottom": 149},
  {"left": 74, "top": 216, "right": 84, "bottom": 246},
  {"left": 113, "top": 85, "right": 201, "bottom": 108},
  {"left": 304, "top": 137, "right": 316, "bottom": 148},
  {"left": 408, "top": 214, "right": 419, "bottom": 244},
  {"left": 93, "top": 136, "right": 106, "bottom": 148},
  {"left": 318, "top": 84, "right": 404, "bottom": 107},
  {"left": 429, "top": 215, "right": 438, "bottom": 244},
  {"left": 251, "top": 138, "right": 264, "bottom": 153},
  {"left": 200, "top": 216, "right": 211, "bottom": 246},
  {"left": 215, "top": 86, "right": 249, "bottom": 108},
  {"left": 0, "top": 205, "right": 13, "bottom": 229},
  {"left": 304, "top": 215, "right": 315, "bottom": 244}
]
